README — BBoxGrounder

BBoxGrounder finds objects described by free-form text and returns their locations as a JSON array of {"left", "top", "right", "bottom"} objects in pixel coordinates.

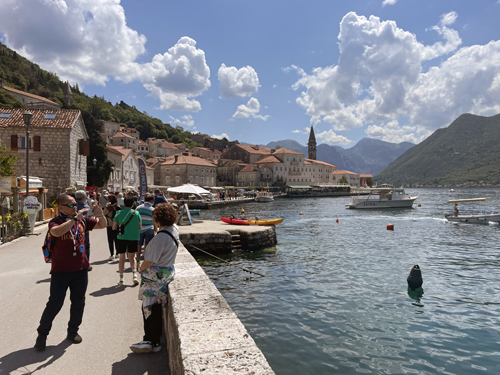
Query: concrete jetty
[{"left": 178, "top": 220, "right": 277, "bottom": 253}]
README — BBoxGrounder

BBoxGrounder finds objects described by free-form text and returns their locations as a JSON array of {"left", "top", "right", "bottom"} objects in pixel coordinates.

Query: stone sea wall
[{"left": 164, "top": 242, "right": 275, "bottom": 374}]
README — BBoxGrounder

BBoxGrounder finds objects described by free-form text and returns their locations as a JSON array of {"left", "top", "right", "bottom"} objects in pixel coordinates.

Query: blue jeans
[{"left": 37, "top": 269, "right": 88, "bottom": 336}]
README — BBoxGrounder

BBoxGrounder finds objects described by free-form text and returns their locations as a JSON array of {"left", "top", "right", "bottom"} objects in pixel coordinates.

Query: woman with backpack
[{"left": 103, "top": 195, "right": 121, "bottom": 261}]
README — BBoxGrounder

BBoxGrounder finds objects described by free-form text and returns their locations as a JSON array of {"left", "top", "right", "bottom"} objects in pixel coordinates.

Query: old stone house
[
  {"left": 101, "top": 120, "right": 121, "bottom": 136},
  {"left": 111, "top": 132, "right": 137, "bottom": 150},
  {"left": 120, "top": 126, "right": 140, "bottom": 140},
  {"left": 0, "top": 108, "right": 89, "bottom": 197},
  {"left": 190, "top": 146, "right": 223, "bottom": 161},
  {"left": 136, "top": 140, "right": 150, "bottom": 157},
  {"left": 160, "top": 154, "right": 217, "bottom": 187},
  {"left": 217, "top": 159, "right": 245, "bottom": 186},
  {"left": 220, "top": 144, "right": 271, "bottom": 164},
  {"left": 330, "top": 170, "right": 360, "bottom": 187},
  {"left": 235, "top": 164, "right": 259, "bottom": 187},
  {"left": 146, "top": 138, "right": 183, "bottom": 158},
  {"left": 0, "top": 81, "right": 61, "bottom": 110},
  {"left": 106, "top": 146, "right": 123, "bottom": 192}
]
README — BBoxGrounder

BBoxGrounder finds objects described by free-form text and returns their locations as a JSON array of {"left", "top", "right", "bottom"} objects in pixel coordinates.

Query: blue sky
[{"left": 1, "top": 0, "right": 500, "bottom": 147}]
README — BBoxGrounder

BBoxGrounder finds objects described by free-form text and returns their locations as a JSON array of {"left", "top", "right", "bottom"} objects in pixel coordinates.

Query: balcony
[{"left": 289, "top": 171, "right": 302, "bottom": 176}]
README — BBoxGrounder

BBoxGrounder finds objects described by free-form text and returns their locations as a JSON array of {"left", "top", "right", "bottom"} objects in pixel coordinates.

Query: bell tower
[{"left": 308, "top": 125, "right": 317, "bottom": 160}]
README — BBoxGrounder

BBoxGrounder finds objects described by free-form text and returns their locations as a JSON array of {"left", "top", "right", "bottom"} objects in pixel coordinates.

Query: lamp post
[
  {"left": 93, "top": 158, "right": 97, "bottom": 167},
  {"left": 23, "top": 110, "right": 33, "bottom": 236}
]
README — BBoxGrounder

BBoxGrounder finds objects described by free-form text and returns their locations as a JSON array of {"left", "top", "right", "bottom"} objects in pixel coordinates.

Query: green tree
[
  {"left": 339, "top": 176, "right": 348, "bottom": 185},
  {"left": 0, "top": 145, "right": 19, "bottom": 177}
]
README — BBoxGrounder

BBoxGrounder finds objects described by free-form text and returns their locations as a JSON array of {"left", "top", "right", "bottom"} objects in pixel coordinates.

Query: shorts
[
  {"left": 116, "top": 239, "right": 138, "bottom": 254},
  {"left": 139, "top": 229, "right": 155, "bottom": 247}
]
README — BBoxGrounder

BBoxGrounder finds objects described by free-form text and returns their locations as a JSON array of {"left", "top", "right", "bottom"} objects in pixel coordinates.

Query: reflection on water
[{"left": 195, "top": 188, "right": 500, "bottom": 375}]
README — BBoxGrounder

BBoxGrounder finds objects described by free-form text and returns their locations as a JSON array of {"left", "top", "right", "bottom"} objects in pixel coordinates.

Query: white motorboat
[
  {"left": 347, "top": 187, "right": 418, "bottom": 209},
  {"left": 445, "top": 197, "right": 500, "bottom": 223},
  {"left": 255, "top": 191, "right": 274, "bottom": 202}
]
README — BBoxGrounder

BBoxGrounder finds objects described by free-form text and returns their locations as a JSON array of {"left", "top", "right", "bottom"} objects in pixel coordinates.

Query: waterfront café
[{"left": 286, "top": 185, "right": 313, "bottom": 196}]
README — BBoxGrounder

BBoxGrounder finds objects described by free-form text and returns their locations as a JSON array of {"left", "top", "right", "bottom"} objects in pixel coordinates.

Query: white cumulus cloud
[
  {"left": 288, "top": 11, "right": 500, "bottom": 143},
  {"left": 232, "top": 97, "right": 270, "bottom": 121},
  {"left": 0, "top": 1, "right": 210, "bottom": 112},
  {"left": 291, "top": 127, "right": 311, "bottom": 134},
  {"left": 365, "top": 120, "right": 421, "bottom": 143},
  {"left": 212, "top": 133, "right": 230, "bottom": 140},
  {"left": 316, "top": 130, "right": 353, "bottom": 145},
  {"left": 122, "top": 37, "right": 211, "bottom": 111},
  {"left": 382, "top": 0, "right": 398, "bottom": 6},
  {"left": 218, "top": 64, "right": 260, "bottom": 98},
  {"left": 169, "top": 115, "right": 195, "bottom": 128},
  {"left": 0, "top": 0, "right": 146, "bottom": 85}
]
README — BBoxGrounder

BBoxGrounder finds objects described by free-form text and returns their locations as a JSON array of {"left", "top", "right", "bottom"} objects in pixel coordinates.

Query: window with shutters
[
  {"left": 10, "top": 135, "right": 18, "bottom": 151},
  {"left": 34, "top": 136, "right": 41, "bottom": 151},
  {"left": 78, "top": 139, "right": 90, "bottom": 156}
]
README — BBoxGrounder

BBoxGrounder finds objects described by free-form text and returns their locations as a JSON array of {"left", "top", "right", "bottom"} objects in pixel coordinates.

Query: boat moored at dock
[
  {"left": 255, "top": 191, "right": 274, "bottom": 202},
  {"left": 445, "top": 197, "right": 500, "bottom": 223}
]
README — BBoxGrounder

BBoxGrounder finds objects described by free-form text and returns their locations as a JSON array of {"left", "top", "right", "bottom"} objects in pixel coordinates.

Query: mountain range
[
  {"left": 375, "top": 113, "right": 500, "bottom": 186},
  {"left": 245, "top": 138, "right": 414, "bottom": 175}
]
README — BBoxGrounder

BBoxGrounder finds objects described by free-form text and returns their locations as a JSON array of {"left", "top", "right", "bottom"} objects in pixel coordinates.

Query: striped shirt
[{"left": 137, "top": 202, "right": 154, "bottom": 233}]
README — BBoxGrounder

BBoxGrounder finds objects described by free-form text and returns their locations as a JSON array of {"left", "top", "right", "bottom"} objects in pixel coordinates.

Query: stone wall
[
  {"left": 165, "top": 243, "right": 275, "bottom": 374},
  {"left": 68, "top": 116, "right": 88, "bottom": 189}
]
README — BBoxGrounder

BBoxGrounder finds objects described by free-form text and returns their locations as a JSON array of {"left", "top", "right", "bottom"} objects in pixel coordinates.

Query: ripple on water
[{"left": 196, "top": 189, "right": 500, "bottom": 374}]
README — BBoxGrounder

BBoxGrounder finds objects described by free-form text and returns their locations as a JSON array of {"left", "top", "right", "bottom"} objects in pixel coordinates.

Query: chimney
[{"left": 174, "top": 155, "right": 178, "bottom": 164}]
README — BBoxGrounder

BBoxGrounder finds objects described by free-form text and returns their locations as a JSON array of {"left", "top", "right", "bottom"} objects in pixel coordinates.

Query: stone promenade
[{"left": 0, "top": 224, "right": 170, "bottom": 374}]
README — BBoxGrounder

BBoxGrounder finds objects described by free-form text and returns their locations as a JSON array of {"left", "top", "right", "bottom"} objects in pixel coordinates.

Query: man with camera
[{"left": 112, "top": 197, "right": 142, "bottom": 285}]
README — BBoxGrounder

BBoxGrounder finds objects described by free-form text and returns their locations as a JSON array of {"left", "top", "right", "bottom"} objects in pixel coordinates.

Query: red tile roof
[
  {"left": 332, "top": 170, "right": 359, "bottom": 175},
  {"left": 1, "top": 86, "right": 59, "bottom": 106},
  {"left": 305, "top": 158, "right": 336, "bottom": 167},
  {"left": 239, "top": 164, "right": 258, "bottom": 172},
  {"left": 158, "top": 142, "right": 178, "bottom": 149},
  {"left": 272, "top": 147, "right": 303, "bottom": 155},
  {"left": 161, "top": 154, "right": 217, "bottom": 167},
  {"left": 0, "top": 108, "right": 80, "bottom": 129},
  {"left": 256, "top": 155, "right": 281, "bottom": 164},
  {"left": 236, "top": 144, "right": 272, "bottom": 154},
  {"left": 137, "top": 140, "right": 149, "bottom": 146},
  {"left": 112, "top": 132, "right": 135, "bottom": 139}
]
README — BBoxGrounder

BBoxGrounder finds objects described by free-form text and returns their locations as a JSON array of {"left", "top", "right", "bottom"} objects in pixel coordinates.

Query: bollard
[{"left": 407, "top": 264, "right": 423, "bottom": 290}]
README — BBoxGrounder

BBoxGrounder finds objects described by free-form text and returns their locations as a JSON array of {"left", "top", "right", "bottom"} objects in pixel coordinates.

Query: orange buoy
[
  {"left": 336, "top": 218, "right": 339, "bottom": 223},
  {"left": 387, "top": 223, "right": 394, "bottom": 230}
]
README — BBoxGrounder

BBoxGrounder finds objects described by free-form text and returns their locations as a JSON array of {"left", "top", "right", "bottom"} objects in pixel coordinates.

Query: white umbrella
[{"left": 167, "top": 184, "right": 211, "bottom": 195}]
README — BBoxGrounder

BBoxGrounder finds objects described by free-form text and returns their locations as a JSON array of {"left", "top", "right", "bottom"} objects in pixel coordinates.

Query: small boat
[
  {"left": 445, "top": 197, "right": 500, "bottom": 223},
  {"left": 255, "top": 191, "right": 274, "bottom": 202},
  {"left": 189, "top": 209, "right": 200, "bottom": 215},
  {"left": 347, "top": 187, "right": 418, "bottom": 209},
  {"left": 449, "top": 189, "right": 455, "bottom": 193},
  {"left": 220, "top": 217, "right": 283, "bottom": 225}
]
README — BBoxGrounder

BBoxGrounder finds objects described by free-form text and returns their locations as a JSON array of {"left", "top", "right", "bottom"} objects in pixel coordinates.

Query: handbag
[{"left": 118, "top": 208, "right": 137, "bottom": 235}]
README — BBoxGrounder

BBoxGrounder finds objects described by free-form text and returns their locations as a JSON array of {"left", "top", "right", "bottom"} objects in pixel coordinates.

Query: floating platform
[{"left": 178, "top": 220, "right": 277, "bottom": 253}]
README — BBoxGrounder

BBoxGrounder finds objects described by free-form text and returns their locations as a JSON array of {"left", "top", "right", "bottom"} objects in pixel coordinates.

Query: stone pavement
[{"left": 0, "top": 224, "right": 170, "bottom": 375}]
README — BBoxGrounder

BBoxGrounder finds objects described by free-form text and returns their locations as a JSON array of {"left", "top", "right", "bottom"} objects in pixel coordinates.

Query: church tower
[
  {"left": 63, "top": 81, "right": 73, "bottom": 106},
  {"left": 308, "top": 125, "right": 317, "bottom": 160}
]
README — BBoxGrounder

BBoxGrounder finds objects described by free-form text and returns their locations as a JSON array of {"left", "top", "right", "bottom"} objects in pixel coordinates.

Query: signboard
[
  {"left": 85, "top": 186, "right": 98, "bottom": 195},
  {"left": 23, "top": 196, "right": 42, "bottom": 233},
  {"left": 138, "top": 157, "right": 148, "bottom": 199},
  {"left": 0, "top": 177, "right": 11, "bottom": 193},
  {"left": 177, "top": 203, "right": 193, "bottom": 226}
]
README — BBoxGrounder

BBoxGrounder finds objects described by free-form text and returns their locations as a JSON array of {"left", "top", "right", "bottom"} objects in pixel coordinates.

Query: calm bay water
[{"left": 194, "top": 188, "right": 500, "bottom": 375}]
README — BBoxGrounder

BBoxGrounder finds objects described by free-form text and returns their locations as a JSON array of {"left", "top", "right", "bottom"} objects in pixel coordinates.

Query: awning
[
  {"left": 288, "top": 185, "right": 312, "bottom": 189},
  {"left": 167, "top": 184, "right": 210, "bottom": 195}
]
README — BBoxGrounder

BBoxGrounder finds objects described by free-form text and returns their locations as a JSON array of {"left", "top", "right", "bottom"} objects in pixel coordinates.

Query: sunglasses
[{"left": 62, "top": 203, "right": 77, "bottom": 208}]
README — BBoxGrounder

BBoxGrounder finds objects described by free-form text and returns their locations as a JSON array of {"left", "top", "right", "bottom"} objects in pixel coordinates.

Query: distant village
[{"left": 0, "top": 81, "right": 372, "bottom": 197}]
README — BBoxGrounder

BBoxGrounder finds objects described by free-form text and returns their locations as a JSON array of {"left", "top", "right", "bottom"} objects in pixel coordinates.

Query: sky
[{"left": 1, "top": 0, "right": 500, "bottom": 148}]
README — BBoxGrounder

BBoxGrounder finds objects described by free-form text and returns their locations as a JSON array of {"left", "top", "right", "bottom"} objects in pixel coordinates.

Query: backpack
[{"left": 42, "top": 216, "right": 64, "bottom": 263}]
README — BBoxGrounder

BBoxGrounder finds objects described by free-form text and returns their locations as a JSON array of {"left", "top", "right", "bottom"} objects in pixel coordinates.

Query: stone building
[
  {"left": 0, "top": 108, "right": 89, "bottom": 197},
  {"left": 136, "top": 140, "right": 150, "bottom": 157},
  {"left": 190, "top": 146, "right": 223, "bottom": 161},
  {"left": 217, "top": 159, "right": 245, "bottom": 186},
  {"left": 111, "top": 132, "right": 137, "bottom": 150},
  {"left": 101, "top": 120, "right": 121, "bottom": 136},
  {"left": 330, "top": 170, "right": 360, "bottom": 186},
  {"left": 63, "top": 81, "right": 73, "bottom": 106},
  {"left": 105, "top": 146, "right": 123, "bottom": 192},
  {"left": 105, "top": 146, "right": 140, "bottom": 190},
  {"left": 220, "top": 144, "right": 271, "bottom": 164},
  {"left": 146, "top": 138, "right": 183, "bottom": 158},
  {"left": 235, "top": 164, "right": 259, "bottom": 187},
  {"left": 120, "top": 126, "right": 140, "bottom": 140},
  {"left": 1, "top": 81, "right": 60, "bottom": 110},
  {"left": 159, "top": 153, "right": 217, "bottom": 187}
]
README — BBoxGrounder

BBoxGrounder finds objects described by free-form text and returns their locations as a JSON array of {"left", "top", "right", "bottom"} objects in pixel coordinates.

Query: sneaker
[
  {"left": 108, "top": 255, "right": 114, "bottom": 261},
  {"left": 133, "top": 274, "right": 139, "bottom": 285},
  {"left": 87, "top": 266, "right": 93, "bottom": 271},
  {"left": 130, "top": 340, "right": 152, "bottom": 353},
  {"left": 118, "top": 279, "right": 123, "bottom": 285},
  {"left": 152, "top": 343, "right": 162, "bottom": 353},
  {"left": 34, "top": 334, "right": 46, "bottom": 352},
  {"left": 115, "top": 254, "right": 120, "bottom": 259},
  {"left": 66, "top": 333, "right": 82, "bottom": 344}
]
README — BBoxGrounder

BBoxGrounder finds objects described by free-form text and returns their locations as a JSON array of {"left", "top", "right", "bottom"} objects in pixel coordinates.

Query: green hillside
[
  {"left": 0, "top": 42, "right": 196, "bottom": 185},
  {"left": 375, "top": 113, "right": 500, "bottom": 186}
]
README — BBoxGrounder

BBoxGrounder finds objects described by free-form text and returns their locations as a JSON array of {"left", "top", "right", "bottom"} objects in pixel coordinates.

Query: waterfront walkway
[{"left": 0, "top": 224, "right": 170, "bottom": 375}]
